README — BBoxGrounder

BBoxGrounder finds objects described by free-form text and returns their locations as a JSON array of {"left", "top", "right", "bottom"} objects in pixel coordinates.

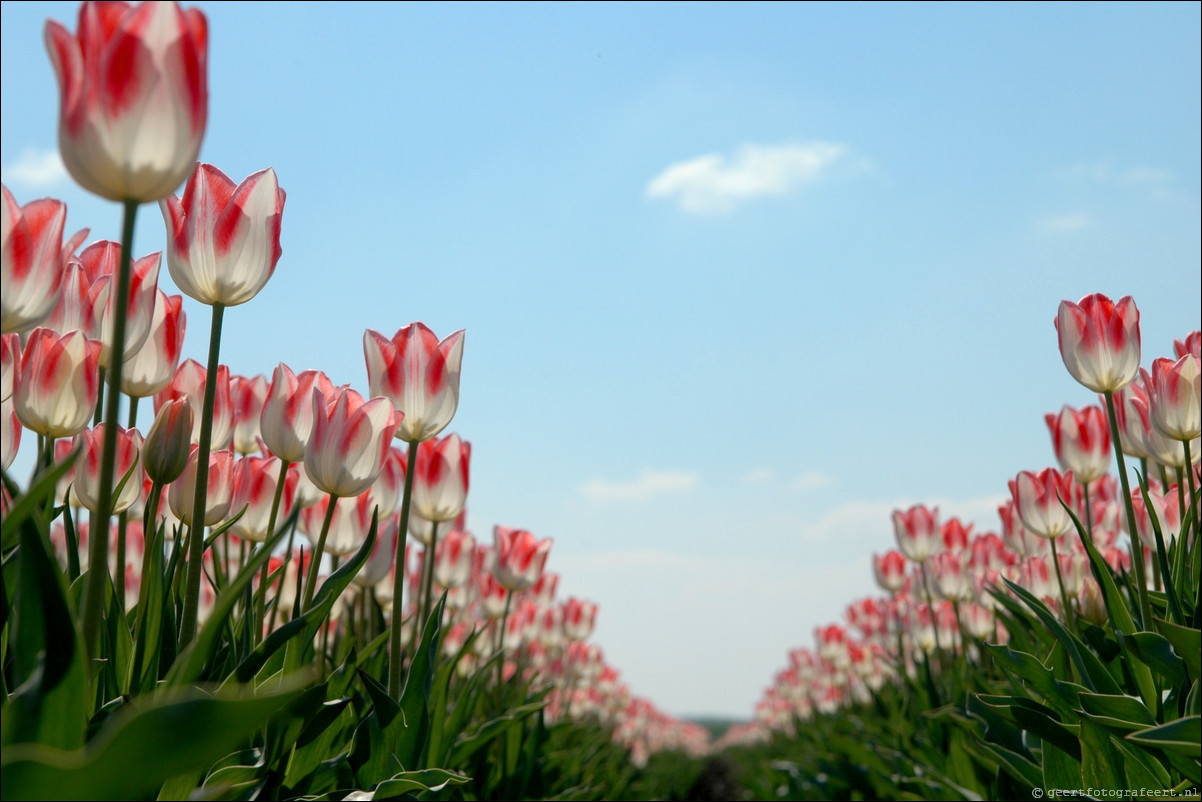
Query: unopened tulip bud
[
  {"left": 1078, "top": 576, "right": 1108, "bottom": 627},
  {"left": 144, "top": 398, "right": 193, "bottom": 484}
]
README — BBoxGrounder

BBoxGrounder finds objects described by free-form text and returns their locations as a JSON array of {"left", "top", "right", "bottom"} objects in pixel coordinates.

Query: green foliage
[
  {"left": 1, "top": 463, "right": 652, "bottom": 801},
  {"left": 704, "top": 484, "right": 1201, "bottom": 800}
]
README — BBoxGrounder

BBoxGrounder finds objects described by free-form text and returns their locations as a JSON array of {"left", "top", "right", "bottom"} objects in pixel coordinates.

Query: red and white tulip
[
  {"left": 1, "top": 187, "right": 68, "bottom": 333},
  {"left": 160, "top": 164, "right": 285, "bottom": 306},
  {"left": 259, "top": 365, "right": 334, "bottom": 464},
  {"left": 891, "top": 504, "right": 940, "bottom": 562},
  {"left": 364, "top": 322, "right": 465, "bottom": 443},
  {"left": 45, "top": 1, "right": 208, "bottom": 202},
  {"left": 493, "top": 525, "right": 553, "bottom": 592},
  {"left": 74, "top": 423, "right": 144, "bottom": 514},
  {"left": 121, "top": 291, "right": 185, "bottom": 397},
  {"left": 303, "top": 387, "right": 400, "bottom": 498},
  {"left": 14, "top": 328, "right": 101, "bottom": 438},
  {"left": 1055, "top": 293, "right": 1140, "bottom": 393},
  {"left": 1010, "top": 468, "right": 1076, "bottom": 541},
  {"left": 412, "top": 433, "right": 470, "bottom": 523},
  {"left": 1045, "top": 404, "right": 1111, "bottom": 484}
]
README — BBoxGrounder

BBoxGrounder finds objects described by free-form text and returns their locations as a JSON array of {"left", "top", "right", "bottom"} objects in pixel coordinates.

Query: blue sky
[{"left": 3, "top": 1, "right": 1199, "bottom": 718}]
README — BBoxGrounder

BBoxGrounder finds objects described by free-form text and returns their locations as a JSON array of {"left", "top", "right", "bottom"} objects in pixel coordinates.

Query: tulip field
[{"left": 2, "top": 2, "right": 1200, "bottom": 801}]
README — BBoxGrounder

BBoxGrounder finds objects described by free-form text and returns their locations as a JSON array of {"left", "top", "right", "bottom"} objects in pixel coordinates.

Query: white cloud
[
  {"left": 798, "top": 493, "right": 1006, "bottom": 544},
  {"left": 791, "top": 470, "right": 833, "bottom": 491},
  {"left": 743, "top": 468, "right": 775, "bottom": 484},
  {"left": 1059, "top": 162, "right": 1173, "bottom": 187},
  {"left": 799, "top": 499, "right": 896, "bottom": 544},
  {"left": 645, "top": 141, "right": 857, "bottom": 214},
  {"left": 2, "top": 148, "right": 68, "bottom": 189},
  {"left": 930, "top": 493, "right": 1009, "bottom": 530},
  {"left": 579, "top": 469, "right": 698, "bottom": 503},
  {"left": 1116, "top": 167, "right": 1173, "bottom": 185},
  {"left": 1041, "top": 212, "right": 1090, "bottom": 232}
]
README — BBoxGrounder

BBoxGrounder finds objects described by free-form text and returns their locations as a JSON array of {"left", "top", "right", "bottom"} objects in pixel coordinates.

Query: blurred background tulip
[{"left": 1, "top": 186, "right": 67, "bottom": 333}]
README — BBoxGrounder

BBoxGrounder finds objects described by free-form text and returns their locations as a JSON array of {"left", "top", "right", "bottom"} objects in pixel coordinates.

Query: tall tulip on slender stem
[
  {"left": 412, "top": 433, "right": 470, "bottom": 626},
  {"left": 160, "top": 163, "right": 284, "bottom": 644},
  {"left": 1045, "top": 404, "right": 1111, "bottom": 539},
  {"left": 1147, "top": 355, "right": 1201, "bottom": 544},
  {"left": 891, "top": 504, "right": 945, "bottom": 657},
  {"left": 301, "top": 387, "right": 399, "bottom": 609},
  {"left": 46, "top": 0, "right": 209, "bottom": 657},
  {"left": 1056, "top": 292, "right": 1150, "bottom": 625},
  {"left": 1011, "top": 467, "right": 1078, "bottom": 628},
  {"left": 254, "top": 364, "right": 331, "bottom": 637},
  {"left": 364, "top": 323, "right": 465, "bottom": 697}
]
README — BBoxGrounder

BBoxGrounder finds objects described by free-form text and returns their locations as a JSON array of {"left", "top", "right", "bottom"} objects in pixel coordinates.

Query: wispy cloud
[
  {"left": 2, "top": 148, "right": 68, "bottom": 189},
  {"left": 791, "top": 471, "right": 833, "bottom": 491},
  {"left": 580, "top": 469, "right": 699, "bottom": 503},
  {"left": 743, "top": 468, "right": 775, "bottom": 484},
  {"left": 1058, "top": 162, "right": 1173, "bottom": 187},
  {"left": 645, "top": 141, "right": 859, "bottom": 214},
  {"left": 931, "top": 493, "right": 1009, "bottom": 529},
  {"left": 1041, "top": 212, "right": 1090, "bottom": 232},
  {"left": 798, "top": 493, "right": 1006, "bottom": 544}
]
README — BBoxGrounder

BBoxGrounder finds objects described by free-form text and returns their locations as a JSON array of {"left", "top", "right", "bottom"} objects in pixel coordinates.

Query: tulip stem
[
  {"left": 388, "top": 440, "right": 420, "bottom": 698},
  {"left": 1183, "top": 439, "right": 1199, "bottom": 545},
  {"left": 303, "top": 493, "right": 338, "bottom": 611},
  {"left": 81, "top": 198, "right": 139, "bottom": 662},
  {"left": 113, "top": 399, "right": 140, "bottom": 612},
  {"left": 918, "top": 561, "right": 944, "bottom": 662},
  {"left": 1102, "top": 389, "right": 1153, "bottom": 629},
  {"left": 93, "top": 367, "right": 106, "bottom": 427},
  {"left": 1049, "top": 536, "right": 1075, "bottom": 631},
  {"left": 497, "top": 592, "right": 513, "bottom": 687},
  {"left": 255, "top": 459, "right": 291, "bottom": 642},
  {"left": 1174, "top": 465, "right": 1187, "bottom": 534},
  {"left": 38, "top": 433, "right": 55, "bottom": 487},
  {"left": 951, "top": 599, "right": 971, "bottom": 691},
  {"left": 1083, "top": 482, "right": 1093, "bottom": 542},
  {"left": 421, "top": 520, "right": 441, "bottom": 635},
  {"left": 128, "top": 481, "right": 163, "bottom": 695},
  {"left": 180, "top": 302, "right": 225, "bottom": 646},
  {"left": 268, "top": 521, "right": 298, "bottom": 634}
]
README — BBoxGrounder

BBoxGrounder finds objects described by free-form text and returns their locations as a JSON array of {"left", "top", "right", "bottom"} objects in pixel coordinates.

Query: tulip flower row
[
  {"left": 2, "top": 313, "right": 699, "bottom": 760},
  {"left": 3, "top": 4, "right": 703, "bottom": 790},
  {"left": 733, "top": 295, "right": 1199, "bottom": 750}
]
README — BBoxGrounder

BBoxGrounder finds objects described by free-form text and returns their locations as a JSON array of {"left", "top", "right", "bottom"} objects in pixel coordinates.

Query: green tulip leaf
[
  {"left": 1125, "top": 716, "right": 1202, "bottom": 758},
  {"left": 1153, "top": 618, "right": 1202, "bottom": 680},
  {"left": 1077, "top": 692, "right": 1157, "bottom": 732},
  {"left": 1, "top": 683, "right": 305, "bottom": 801},
  {"left": 1079, "top": 715, "right": 1127, "bottom": 791}
]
